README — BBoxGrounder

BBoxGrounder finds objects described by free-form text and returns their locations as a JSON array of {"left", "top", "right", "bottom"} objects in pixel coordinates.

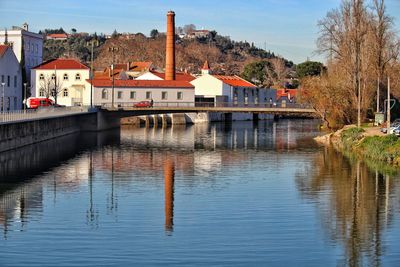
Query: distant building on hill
[
  {"left": 0, "top": 23, "right": 43, "bottom": 83},
  {"left": 46, "top": 33, "right": 69, "bottom": 40}
]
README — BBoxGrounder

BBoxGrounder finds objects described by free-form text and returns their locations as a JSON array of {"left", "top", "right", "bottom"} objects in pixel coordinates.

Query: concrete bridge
[{"left": 0, "top": 105, "right": 316, "bottom": 152}]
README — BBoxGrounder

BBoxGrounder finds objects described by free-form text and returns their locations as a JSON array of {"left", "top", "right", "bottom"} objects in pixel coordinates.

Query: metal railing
[
  {"left": 0, "top": 106, "right": 91, "bottom": 124},
  {"left": 98, "top": 101, "right": 311, "bottom": 109}
]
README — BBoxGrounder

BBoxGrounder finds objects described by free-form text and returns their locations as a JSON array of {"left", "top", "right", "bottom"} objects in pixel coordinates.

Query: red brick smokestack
[{"left": 165, "top": 11, "right": 176, "bottom": 80}]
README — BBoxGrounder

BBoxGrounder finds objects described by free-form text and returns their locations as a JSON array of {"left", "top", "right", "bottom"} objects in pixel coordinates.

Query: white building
[
  {"left": 189, "top": 61, "right": 276, "bottom": 121},
  {"left": 136, "top": 70, "right": 195, "bottom": 82},
  {"left": 31, "top": 58, "right": 90, "bottom": 106},
  {"left": 90, "top": 79, "right": 195, "bottom": 107},
  {"left": 0, "top": 23, "right": 43, "bottom": 81},
  {"left": 0, "top": 45, "right": 23, "bottom": 111}
]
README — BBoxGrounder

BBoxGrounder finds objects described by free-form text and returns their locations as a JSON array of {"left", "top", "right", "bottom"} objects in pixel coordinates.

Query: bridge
[
  {"left": 0, "top": 104, "right": 316, "bottom": 152},
  {"left": 100, "top": 102, "right": 317, "bottom": 118}
]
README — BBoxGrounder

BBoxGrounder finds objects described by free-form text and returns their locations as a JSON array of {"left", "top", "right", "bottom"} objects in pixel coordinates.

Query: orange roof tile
[
  {"left": 88, "top": 79, "right": 194, "bottom": 88},
  {"left": 213, "top": 75, "right": 256, "bottom": 88},
  {"left": 202, "top": 60, "right": 210, "bottom": 70},
  {"left": 276, "top": 89, "right": 297, "bottom": 100},
  {"left": 33, "top": 58, "right": 89, "bottom": 70},
  {"left": 0, "top": 45, "right": 9, "bottom": 58},
  {"left": 47, "top": 33, "right": 69, "bottom": 38}
]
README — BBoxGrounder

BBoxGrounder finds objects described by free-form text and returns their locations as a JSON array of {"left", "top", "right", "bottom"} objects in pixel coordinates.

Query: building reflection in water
[
  {"left": 164, "top": 159, "right": 175, "bottom": 233},
  {"left": 296, "top": 147, "right": 400, "bottom": 266},
  {"left": 0, "top": 120, "right": 321, "bottom": 238}
]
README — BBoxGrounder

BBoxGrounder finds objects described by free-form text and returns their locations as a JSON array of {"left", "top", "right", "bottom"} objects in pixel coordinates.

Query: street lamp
[
  {"left": 108, "top": 46, "right": 119, "bottom": 109},
  {"left": 87, "top": 40, "right": 99, "bottom": 108},
  {"left": 1, "top": 82, "right": 5, "bottom": 113},
  {"left": 23, "top": 82, "right": 27, "bottom": 112}
]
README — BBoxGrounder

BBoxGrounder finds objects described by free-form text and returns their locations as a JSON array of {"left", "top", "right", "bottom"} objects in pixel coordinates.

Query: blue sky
[{"left": 0, "top": 0, "right": 399, "bottom": 63}]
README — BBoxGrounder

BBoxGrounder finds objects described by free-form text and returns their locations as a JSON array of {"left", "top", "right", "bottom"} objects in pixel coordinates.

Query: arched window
[
  {"left": 51, "top": 74, "right": 56, "bottom": 80},
  {"left": 102, "top": 89, "right": 108, "bottom": 99},
  {"left": 39, "top": 74, "right": 44, "bottom": 80},
  {"left": 75, "top": 73, "right": 81, "bottom": 81},
  {"left": 39, "top": 89, "right": 45, "bottom": 97},
  {"left": 63, "top": 73, "right": 69, "bottom": 80},
  {"left": 63, "top": 88, "right": 68, "bottom": 97}
]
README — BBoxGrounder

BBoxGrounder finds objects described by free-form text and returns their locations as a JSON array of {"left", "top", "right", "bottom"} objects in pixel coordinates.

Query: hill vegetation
[{"left": 42, "top": 27, "right": 297, "bottom": 86}]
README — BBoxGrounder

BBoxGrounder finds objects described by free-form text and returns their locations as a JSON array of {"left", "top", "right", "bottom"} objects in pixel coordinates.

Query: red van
[{"left": 26, "top": 97, "right": 55, "bottom": 109}]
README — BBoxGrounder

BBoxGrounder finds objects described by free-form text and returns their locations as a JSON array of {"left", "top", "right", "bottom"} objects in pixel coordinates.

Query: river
[{"left": 0, "top": 119, "right": 400, "bottom": 266}]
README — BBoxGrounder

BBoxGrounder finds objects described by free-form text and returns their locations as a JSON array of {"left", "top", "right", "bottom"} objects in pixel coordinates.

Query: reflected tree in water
[{"left": 296, "top": 147, "right": 400, "bottom": 266}]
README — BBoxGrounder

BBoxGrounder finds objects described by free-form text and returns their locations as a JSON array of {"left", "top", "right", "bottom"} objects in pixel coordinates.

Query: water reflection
[
  {"left": 2, "top": 119, "right": 400, "bottom": 265},
  {"left": 296, "top": 147, "right": 400, "bottom": 266},
  {"left": 164, "top": 159, "right": 175, "bottom": 233}
]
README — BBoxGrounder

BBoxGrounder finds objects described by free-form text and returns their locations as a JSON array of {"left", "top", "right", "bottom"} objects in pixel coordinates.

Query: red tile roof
[
  {"left": 150, "top": 71, "right": 196, "bottom": 82},
  {"left": 47, "top": 33, "right": 69, "bottom": 39},
  {"left": 33, "top": 58, "right": 89, "bottom": 70},
  {"left": 88, "top": 79, "right": 194, "bottom": 88},
  {"left": 213, "top": 75, "right": 256, "bottom": 88},
  {"left": 0, "top": 45, "right": 9, "bottom": 58},
  {"left": 202, "top": 60, "right": 210, "bottom": 70},
  {"left": 276, "top": 88, "right": 297, "bottom": 100}
]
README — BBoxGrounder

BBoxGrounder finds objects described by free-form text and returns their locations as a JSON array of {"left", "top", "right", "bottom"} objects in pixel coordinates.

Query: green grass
[{"left": 340, "top": 128, "right": 400, "bottom": 165}]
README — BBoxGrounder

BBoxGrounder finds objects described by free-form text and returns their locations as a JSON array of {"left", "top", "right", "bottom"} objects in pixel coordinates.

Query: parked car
[
  {"left": 380, "top": 119, "right": 400, "bottom": 133},
  {"left": 133, "top": 101, "right": 152, "bottom": 108}
]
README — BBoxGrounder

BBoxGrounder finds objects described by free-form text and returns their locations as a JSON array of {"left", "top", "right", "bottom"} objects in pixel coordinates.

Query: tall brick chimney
[{"left": 165, "top": 11, "right": 176, "bottom": 80}]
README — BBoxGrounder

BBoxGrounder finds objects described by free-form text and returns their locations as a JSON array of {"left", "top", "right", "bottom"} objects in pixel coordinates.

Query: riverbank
[{"left": 315, "top": 125, "right": 400, "bottom": 166}]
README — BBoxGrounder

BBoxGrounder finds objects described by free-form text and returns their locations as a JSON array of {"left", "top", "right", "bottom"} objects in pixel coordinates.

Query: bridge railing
[
  {"left": 0, "top": 106, "right": 90, "bottom": 124},
  {"left": 99, "top": 101, "right": 312, "bottom": 109}
]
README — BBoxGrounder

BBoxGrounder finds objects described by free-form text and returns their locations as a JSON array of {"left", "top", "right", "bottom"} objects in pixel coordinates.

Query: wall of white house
[
  {"left": 0, "top": 49, "right": 22, "bottom": 111},
  {"left": 93, "top": 86, "right": 195, "bottom": 106},
  {"left": 191, "top": 74, "right": 224, "bottom": 97},
  {"left": 135, "top": 72, "right": 163, "bottom": 80},
  {"left": 31, "top": 69, "right": 90, "bottom": 106},
  {"left": 0, "top": 30, "right": 43, "bottom": 80}
]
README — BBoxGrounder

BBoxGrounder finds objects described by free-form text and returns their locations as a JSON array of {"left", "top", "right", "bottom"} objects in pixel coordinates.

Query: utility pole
[
  {"left": 377, "top": 77, "right": 380, "bottom": 113},
  {"left": 54, "top": 66, "right": 57, "bottom": 105},
  {"left": 87, "top": 40, "right": 99, "bottom": 108},
  {"left": 108, "top": 46, "right": 118, "bottom": 109},
  {"left": 387, "top": 76, "right": 391, "bottom": 135},
  {"left": 1, "top": 82, "right": 5, "bottom": 113}
]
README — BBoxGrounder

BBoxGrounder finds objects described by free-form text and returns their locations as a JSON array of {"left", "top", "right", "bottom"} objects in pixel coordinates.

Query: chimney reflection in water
[{"left": 164, "top": 159, "right": 175, "bottom": 233}]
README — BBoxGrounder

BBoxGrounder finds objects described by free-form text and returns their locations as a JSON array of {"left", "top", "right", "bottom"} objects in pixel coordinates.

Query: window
[
  {"left": 7, "top": 76, "right": 10, "bottom": 87},
  {"left": 102, "top": 89, "right": 108, "bottom": 99},
  {"left": 51, "top": 89, "right": 56, "bottom": 97},
  {"left": 31, "top": 44, "right": 34, "bottom": 52},
  {"left": 146, "top": 91, "right": 152, "bottom": 99},
  {"left": 1, "top": 75, "right": 4, "bottom": 83},
  {"left": 162, "top": 91, "right": 168, "bottom": 100},
  {"left": 39, "top": 74, "right": 44, "bottom": 80},
  {"left": 51, "top": 74, "right": 56, "bottom": 80},
  {"left": 63, "top": 88, "right": 68, "bottom": 97},
  {"left": 75, "top": 73, "right": 81, "bottom": 81},
  {"left": 39, "top": 89, "right": 45, "bottom": 97},
  {"left": 26, "top": 42, "right": 30, "bottom": 51},
  {"left": 63, "top": 73, "right": 69, "bottom": 80},
  {"left": 117, "top": 91, "right": 122, "bottom": 99},
  {"left": 130, "top": 91, "right": 136, "bottom": 99},
  {"left": 14, "top": 76, "right": 17, "bottom": 88},
  {"left": 13, "top": 97, "right": 17, "bottom": 110},
  {"left": 177, "top": 92, "right": 183, "bottom": 100}
]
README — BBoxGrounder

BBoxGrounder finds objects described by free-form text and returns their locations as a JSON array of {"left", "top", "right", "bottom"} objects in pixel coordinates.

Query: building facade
[
  {"left": 0, "top": 45, "right": 23, "bottom": 111},
  {"left": 0, "top": 23, "right": 43, "bottom": 81},
  {"left": 31, "top": 59, "right": 90, "bottom": 106},
  {"left": 90, "top": 79, "right": 195, "bottom": 107}
]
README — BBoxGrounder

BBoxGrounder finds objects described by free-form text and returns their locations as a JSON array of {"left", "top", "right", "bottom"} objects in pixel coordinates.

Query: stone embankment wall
[{"left": 0, "top": 113, "right": 97, "bottom": 153}]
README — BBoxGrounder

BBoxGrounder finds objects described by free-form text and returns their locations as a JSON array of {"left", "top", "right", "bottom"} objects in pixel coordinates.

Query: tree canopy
[{"left": 296, "top": 61, "right": 325, "bottom": 79}]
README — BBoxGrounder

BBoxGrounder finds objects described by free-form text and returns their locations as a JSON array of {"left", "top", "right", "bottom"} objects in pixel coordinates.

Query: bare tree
[
  {"left": 38, "top": 74, "right": 63, "bottom": 103},
  {"left": 270, "top": 57, "right": 288, "bottom": 86}
]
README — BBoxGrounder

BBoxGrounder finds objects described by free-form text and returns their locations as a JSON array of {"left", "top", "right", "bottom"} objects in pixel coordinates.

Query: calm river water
[{"left": 1, "top": 120, "right": 400, "bottom": 266}]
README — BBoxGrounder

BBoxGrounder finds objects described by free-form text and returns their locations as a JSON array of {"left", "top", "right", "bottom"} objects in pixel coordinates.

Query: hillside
[{"left": 43, "top": 31, "right": 293, "bottom": 77}]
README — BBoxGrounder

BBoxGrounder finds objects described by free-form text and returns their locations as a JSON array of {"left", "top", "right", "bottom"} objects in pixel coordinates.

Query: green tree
[
  {"left": 150, "top": 29, "right": 159, "bottom": 38},
  {"left": 296, "top": 61, "right": 325, "bottom": 79},
  {"left": 241, "top": 61, "right": 274, "bottom": 87}
]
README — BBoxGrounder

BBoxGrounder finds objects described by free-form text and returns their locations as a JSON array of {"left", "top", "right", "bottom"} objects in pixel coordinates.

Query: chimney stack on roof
[{"left": 165, "top": 11, "right": 176, "bottom": 81}]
